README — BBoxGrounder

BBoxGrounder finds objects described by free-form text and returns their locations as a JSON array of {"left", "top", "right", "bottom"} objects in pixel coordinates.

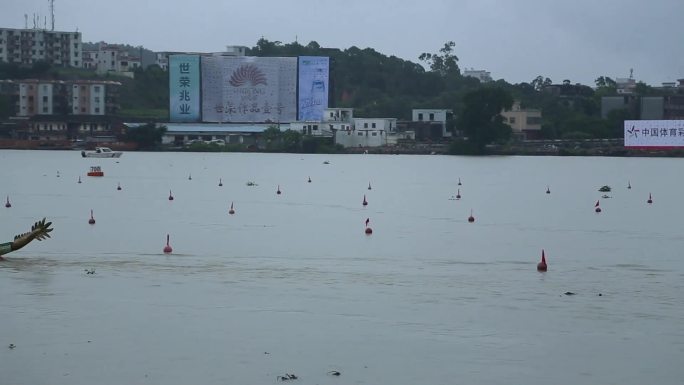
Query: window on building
[
  {"left": 94, "top": 97, "right": 100, "bottom": 103},
  {"left": 95, "top": 107, "right": 100, "bottom": 114},
  {"left": 358, "top": 132, "right": 363, "bottom": 136},
  {"left": 364, "top": 123, "right": 368, "bottom": 128},
  {"left": 418, "top": 113, "right": 423, "bottom": 121},
  {"left": 372, "top": 132, "right": 377, "bottom": 136},
  {"left": 509, "top": 117, "right": 516, "bottom": 124},
  {"left": 74, "top": 61, "right": 78, "bottom": 66},
  {"left": 429, "top": 113, "right": 434, "bottom": 120},
  {"left": 94, "top": 86, "right": 101, "bottom": 93},
  {"left": 371, "top": 123, "right": 376, "bottom": 128},
  {"left": 313, "top": 125, "right": 318, "bottom": 130},
  {"left": 43, "top": 96, "right": 48, "bottom": 102}
]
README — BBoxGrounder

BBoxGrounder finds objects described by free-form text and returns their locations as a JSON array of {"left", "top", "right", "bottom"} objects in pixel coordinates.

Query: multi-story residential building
[
  {"left": 412, "top": 109, "right": 453, "bottom": 137},
  {"left": 0, "top": 27, "right": 82, "bottom": 67},
  {"left": 82, "top": 44, "right": 141, "bottom": 76},
  {"left": 335, "top": 117, "right": 396, "bottom": 148},
  {"left": 462, "top": 68, "right": 492, "bottom": 83},
  {"left": 501, "top": 101, "right": 542, "bottom": 139},
  {"left": 0, "top": 79, "right": 120, "bottom": 117}
]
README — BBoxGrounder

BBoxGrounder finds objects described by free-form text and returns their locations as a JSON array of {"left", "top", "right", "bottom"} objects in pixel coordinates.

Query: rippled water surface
[{"left": 1, "top": 150, "right": 683, "bottom": 385}]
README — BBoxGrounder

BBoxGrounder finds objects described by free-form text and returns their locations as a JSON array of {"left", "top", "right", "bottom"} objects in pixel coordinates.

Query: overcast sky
[{"left": 3, "top": 0, "right": 682, "bottom": 86}]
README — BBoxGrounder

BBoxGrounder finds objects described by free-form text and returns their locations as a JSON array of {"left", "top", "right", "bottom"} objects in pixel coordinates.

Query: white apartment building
[
  {"left": 412, "top": 109, "right": 453, "bottom": 137},
  {"left": 462, "top": 68, "right": 493, "bottom": 83},
  {"left": 0, "top": 28, "right": 82, "bottom": 67},
  {"left": 82, "top": 44, "right": 140, "bottom": 75},
  {"left": 335, "top": 118, "right": 396, "bottom": 148}
]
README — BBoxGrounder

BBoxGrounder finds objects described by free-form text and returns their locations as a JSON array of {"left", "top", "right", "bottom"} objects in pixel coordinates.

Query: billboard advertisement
[
  {"left": 169, "top": 55, "right": 201, "bottom": 122},
  {"left": 298, "top": 56, "right": 329, "bottom": 121},
  {"left": 201, "top": 56, "right": 297, "bottom": 123},
  {"left": 624, "top": 120, "right": 684, "bottom": 147}
]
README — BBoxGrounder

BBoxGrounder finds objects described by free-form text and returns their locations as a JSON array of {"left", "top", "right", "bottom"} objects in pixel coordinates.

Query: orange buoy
[
  {"left": 537, "top": 249, "right": 548, "bottom": 272},
  {"left": 468, "top": 209, "right": 475, "bottom": 223},
  {"left": 647, "top": 193, "right": 653, "bottom": 204},
  {"left": 88, "top": 209, "right": 96, "bottom": 225},
  {"left": 595, "top": 200, "right": 601, "bottom": 213},
  {"left": 365, "top": 218, "right": 373, "bottom": 234},
  {"left": 4, "top": 196, "right": 10, "bottom": 208},
  {"left": 168, "top": 190, "right": 174, "bottom": 201},
  {"left": 219, "top": 178, "right": 223, "bottom": 187},
  {"left": 229, "top": 202, "right": 235, "bottom": 215},
  {"left": 456, "top": 189, "right": 461, "bottom": 200},
  {"left": 362, "top": 195, "right": 368, "bottom": 206},
  {"left": 163, "top": 234, "right": 173, "bottom": 254},
  {"left": 277, "top": 185, "right": 281, "bottom": 195}
]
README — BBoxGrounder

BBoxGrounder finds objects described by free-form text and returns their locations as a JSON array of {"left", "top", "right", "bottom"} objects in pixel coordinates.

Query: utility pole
[{"left": 50, "top": 0, "right": 55, "bottom": 31}]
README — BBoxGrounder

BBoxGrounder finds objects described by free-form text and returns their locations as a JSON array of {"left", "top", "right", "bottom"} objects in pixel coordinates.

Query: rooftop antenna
[
  {"left": 629, "top": 68, "right": 634, "bottom": 79},
  {"left": 49, "top": 0, "right": 55, "bottom": 31},
  {"left": 32, "top": 13, "right": 36, "bottom": 29},
  {"left": 24, "top": 14, "right": 28, "bottom": 29}
]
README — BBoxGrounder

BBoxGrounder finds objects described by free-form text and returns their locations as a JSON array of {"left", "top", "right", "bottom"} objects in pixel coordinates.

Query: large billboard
[
  {"left": 624, "top": 120, "right": 684, "bottom": 148},
  {"left": 201, "top": 56, "right": 297, "bottom": 123},
  {"left": 298, "top": 56, "right": 329, "bottom": 121},
  {"left": 169, "top": 55, "right": 201, "bottom": 122}
]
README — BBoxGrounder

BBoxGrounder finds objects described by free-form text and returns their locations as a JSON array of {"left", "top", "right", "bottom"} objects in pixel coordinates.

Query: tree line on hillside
[{"left": 2, "top": 39, "right": 682, "bottom": 152}]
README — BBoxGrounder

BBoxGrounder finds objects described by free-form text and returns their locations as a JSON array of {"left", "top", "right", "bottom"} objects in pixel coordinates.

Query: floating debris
[
  {"left": 564, "top": 291, "right": 576, "bottom": 296},
  {"left": 8, "top": 344, "right": 16, "bottom": 349},
  {"left": 327, "top": 370, "right": 341, "bottom": 376},
  {"left": 278, "top": 373, "right": 298, "bottom": 381},
  {"left": 84, "top": 268, "right": 96, "bottom": 275},
  {"left": 598, "top": 185, "right": 611, "bottom": 192}
]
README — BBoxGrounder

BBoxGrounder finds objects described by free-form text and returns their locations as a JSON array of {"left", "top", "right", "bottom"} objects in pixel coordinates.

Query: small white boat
[{"left": 81, "top": 147, "right": 122, "bottom": 158}]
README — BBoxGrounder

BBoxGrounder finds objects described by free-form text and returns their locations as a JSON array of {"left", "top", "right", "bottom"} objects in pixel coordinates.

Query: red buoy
[
  {"left": 647, "top": 193, "right": 653, "bottom": 204},
  {"left": 468, "top": 209, "right": 475, "bottom": 223},
  {"left": 537, "top": 249, "right": 548, "bottom": 272},
  {"left": 163, "top": 234, "right": 173, "bottom": 254},
  {"left": 277, "top": 185, "right": 281, "bottom": 195},
  {"left": 595, "top": 200, "right": 601, "bottom": 213},
  {"left": 308, "top": 176, "right": 312, "bottom": 183},
  {"left": 219, "top": 178, "right": 223, "bottom": 187},
  {"left": 4, "top": 196, "right": 10, "bottom": 208},
  {"left": 365, "top": 218, "right": 372, "bottom": 234},
  {"left": 229, "top": 202, "right": 235, "bottom": 215},
  {"left": 88, "top": 209, "right": 96, "bottom": 225},
  {"left": 362, "top": 195, "right": 368, "bottom": 206},
  {"left": 168, "top": 190, "right": 174, "bottom": 201},
  {"left": 117, "top": 182, "right": 122, "bottom": 191},
  {"left": 456, "top": 189, "right": 461, "bottom": 200}
]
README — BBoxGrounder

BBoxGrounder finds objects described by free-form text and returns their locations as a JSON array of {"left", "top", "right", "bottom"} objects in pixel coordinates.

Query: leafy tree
[
  {"left": 419, "top": 41, "right": 460, "bottom": 77},
  {"left": 124, "top": 123, "right": 166, "bottom": 150},
  {"left": 458, "top": 87, "right": 514, "bottom": 151}
]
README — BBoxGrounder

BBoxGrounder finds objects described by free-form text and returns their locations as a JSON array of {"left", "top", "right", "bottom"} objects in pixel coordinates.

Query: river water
[{"left": 1, "top": 150, "right": 683, "bottom": 385}]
